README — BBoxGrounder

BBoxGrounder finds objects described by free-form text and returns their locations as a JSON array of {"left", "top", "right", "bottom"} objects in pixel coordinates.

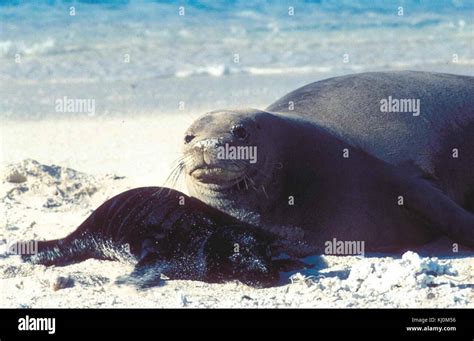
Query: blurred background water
[{"left": 0, "top": 0, "right": 473, "bottom": 118}]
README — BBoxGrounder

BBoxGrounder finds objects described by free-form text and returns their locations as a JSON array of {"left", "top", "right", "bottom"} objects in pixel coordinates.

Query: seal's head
[{"left": 183, "top": 109, "right": 282, "bottom": 204}]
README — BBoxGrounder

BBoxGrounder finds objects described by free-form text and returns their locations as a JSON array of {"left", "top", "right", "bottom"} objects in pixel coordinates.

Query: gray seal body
[{"left": 183, "top": 71, "right": 474, "bottom": 255}]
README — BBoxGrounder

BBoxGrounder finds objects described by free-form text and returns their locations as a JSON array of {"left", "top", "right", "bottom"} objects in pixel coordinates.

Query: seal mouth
[{"left": 190, "top": 166, "right": 245, "bottom": 184}]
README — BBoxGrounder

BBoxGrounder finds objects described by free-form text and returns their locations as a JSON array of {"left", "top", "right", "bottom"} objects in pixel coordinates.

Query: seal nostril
[
  {"left": 231, "top": 125, "right": 248, "bottom": 139},
  {"left": 184, "top": 134, "right": 195, "bottom": 144}
]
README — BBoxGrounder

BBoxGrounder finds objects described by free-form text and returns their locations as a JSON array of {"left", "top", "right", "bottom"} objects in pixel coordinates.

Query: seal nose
[
  {"left": 193, "top": 138, "right": 223, "bottom": 165},
  {"left": 203, "top": 151, "right": 215, "bottom": 165},
  {"left": 193, "top": 138, "right": 222, "bottom": 151}
]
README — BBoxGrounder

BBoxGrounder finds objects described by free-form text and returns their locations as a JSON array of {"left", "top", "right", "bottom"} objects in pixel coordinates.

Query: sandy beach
[
  {"left": 1, "top": 130, "right": 473, "bottom": 308},
  {"left": 1, "top": 0, "right": 473, "bottom": 309}
]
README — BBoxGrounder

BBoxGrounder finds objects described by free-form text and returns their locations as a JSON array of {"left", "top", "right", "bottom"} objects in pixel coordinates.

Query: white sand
[{"left": 0, "top": 118, "right": 473, "bottom": 308}]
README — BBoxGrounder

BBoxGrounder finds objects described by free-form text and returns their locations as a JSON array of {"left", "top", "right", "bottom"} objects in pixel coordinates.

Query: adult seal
[
  {"left": 182, "top": 71, "right": 474, "bottom": 254},
  {"left": 22, "top": 187, "right": 305, "bottom": 288}
]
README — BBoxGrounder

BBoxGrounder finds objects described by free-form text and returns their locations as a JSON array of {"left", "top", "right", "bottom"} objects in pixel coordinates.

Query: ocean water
[{"left": 0, "top": 0, "right": 473, "bottom": 118}]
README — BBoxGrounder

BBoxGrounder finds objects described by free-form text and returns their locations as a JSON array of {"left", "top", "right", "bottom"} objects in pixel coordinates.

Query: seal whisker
[
  {"left": 233, "top": 160, "right": 275, "bottom": 181},
  {"left": 157, "top": 158, "right": 187, "bottom": 196},
  {"left": 244, "top": 177, "right": 249, "bottom": 190},
  {"left": 245, "top": 175, "right": 259, "bottom": 193}
]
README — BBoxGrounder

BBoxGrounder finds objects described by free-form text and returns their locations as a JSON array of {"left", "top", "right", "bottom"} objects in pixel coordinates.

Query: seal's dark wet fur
[{"left": 23, "top": 187, "right": 306, "bottom": 288}]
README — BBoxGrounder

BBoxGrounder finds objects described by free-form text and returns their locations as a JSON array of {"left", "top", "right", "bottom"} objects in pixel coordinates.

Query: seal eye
[
  {"left": 231, "top": 126, "right": 248, "bottom": 140},
  {"left": 184, "top": 134, "right": 195, "bottom": 144}
]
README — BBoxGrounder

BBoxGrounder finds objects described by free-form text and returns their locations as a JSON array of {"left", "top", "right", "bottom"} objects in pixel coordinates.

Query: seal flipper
[
  {"left": 115, "top": 253, "right": 166, "bottom": 289},
  {"left": 22, "top": 234, "right": 124, "bottom": 266},
  {"left": 22, "top": 237, "right": 95, "bottom": 266},
  {"left": 400, "top": 175, "right": 474, "bottom": 248},
  {"left": 464, "top": 188, "right": 474, "bottom": 214}
]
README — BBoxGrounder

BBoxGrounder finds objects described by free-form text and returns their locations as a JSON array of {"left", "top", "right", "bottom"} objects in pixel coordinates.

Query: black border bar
[{"left": 0, "top": 308, "right": 472, "bottom": 338}]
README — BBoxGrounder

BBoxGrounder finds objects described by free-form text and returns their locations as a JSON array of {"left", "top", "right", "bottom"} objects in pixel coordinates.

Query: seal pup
[
  {"left": 182, "top": 71, "right": 474, "bottom": 254},
  {"left": 22, "top": 187, "right": 306, "bottom": 288}
]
